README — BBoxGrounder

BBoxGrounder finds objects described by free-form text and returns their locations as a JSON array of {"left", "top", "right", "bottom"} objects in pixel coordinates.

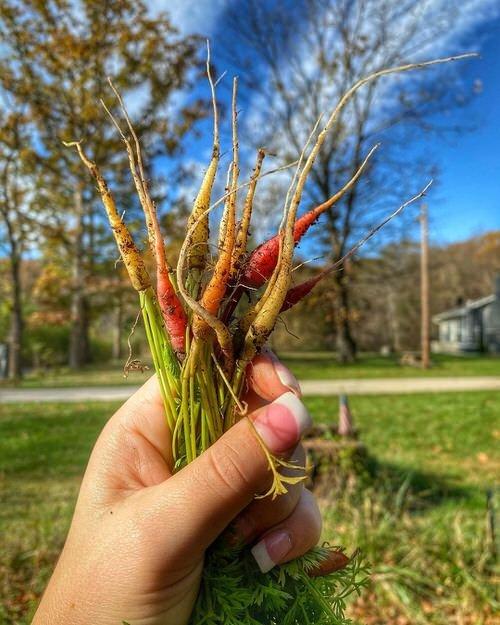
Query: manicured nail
[
  {"left": 251, "top": 530, "right": 292, "bottom": 573},
  {"left": 274, "top": 362, "right": 301, "bottom": 396},
  {"left": 253, "top": 392, "right": 312, "bottom": 453},
  {"left": 261, "top": 347, "right": 301, "bottom": 396}
]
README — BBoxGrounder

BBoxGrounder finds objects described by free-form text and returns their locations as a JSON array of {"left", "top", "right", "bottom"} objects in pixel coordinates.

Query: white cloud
[
  {"left": 245, "top": 0, "right": 500, "bottom": 146},
  {"left": 238, "top": 0, "right": 500, "bottom": 243},
  {"left": 148, "top": 0, "right": 233, "bottom": 35}
]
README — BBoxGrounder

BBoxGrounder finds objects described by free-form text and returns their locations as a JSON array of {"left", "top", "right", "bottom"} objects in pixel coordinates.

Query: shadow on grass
[{"left": 362, "top": 454, "right": 484, "bottom": 512}]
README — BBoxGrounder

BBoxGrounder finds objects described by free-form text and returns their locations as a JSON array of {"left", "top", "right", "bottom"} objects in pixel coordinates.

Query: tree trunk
[
  {"left": 69, "top": 185, "right": 90, "bottom": 369},
  {"left": 334, "top": 271, "right": 357, "bottom": 364},
  {"left": 7, "top": 253, "right": 23, "bottom": 380}
]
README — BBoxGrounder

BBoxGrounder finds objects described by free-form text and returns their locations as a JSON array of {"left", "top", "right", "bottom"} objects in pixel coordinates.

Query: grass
[
  {"left": 0, "top": 363, "right": 147, "bottom": 388},
  {"left": 1, "top": 392, "right": 498, "bottom": 624},
  {"left": 280, "top": 352, "right": 500, "bottom": 380},
  {"left": 1, "top": 353, "right": 498, "bottom": 389}
]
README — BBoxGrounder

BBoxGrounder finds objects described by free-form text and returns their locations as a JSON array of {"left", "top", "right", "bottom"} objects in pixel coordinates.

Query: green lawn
[
  {"left": 0, "top": 363, "right": 148, "bottom": 388},
  {"left": 1, "top": 353, "right": 498, "bottom": 389},
  {"left": 280, "top": 351, "right": 500, "bottom": 379},
  {"left": 1, "top": 393, "right": 498, "bottom": 624}
]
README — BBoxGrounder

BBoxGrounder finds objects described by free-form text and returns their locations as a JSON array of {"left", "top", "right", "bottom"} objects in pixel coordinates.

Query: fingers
[
  {"left": 83, "top": 375, "right": 173, "bottom": 493},
  {"left": 154, "top": 392, "right": 312, "bottom": 558},
  {"left": 231, "top": 445, "right": 306, "bottom": 545},
  {"left": 251, "top": 489, "right": 322, "bottom": 573},
  {"left": 244, "top": 349, "right": 301, "bottom": 411},
  {"left": 115, "top": 375, "right": 172, "bottom": 464}
]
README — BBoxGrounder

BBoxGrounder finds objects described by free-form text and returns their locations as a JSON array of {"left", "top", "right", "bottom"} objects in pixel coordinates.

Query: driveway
[{"left": 1, "top": 376, "right": 500, "bottom": 403}]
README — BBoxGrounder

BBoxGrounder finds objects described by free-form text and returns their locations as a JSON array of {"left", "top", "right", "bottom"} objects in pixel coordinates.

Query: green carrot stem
[
  {"left": 199, "top": 370, "right": 219, "bottom": 442},
  {"left": 224, "top": 363, "right": 246, "bottom": 430},
  {"left": 302, "top": 577, "right": 337, "bottom": 618},
  {"left": 189, "top": 373, "right": 199, "bottom": 459},
  {"left": 181, "top": 369, "right": 193, "bottom": 464},
  {"left": 201, "top": 410, "right": 208, "bottom": 452},
  {"left": 140, "top": 291, "right": 176, "bottom": 433}
]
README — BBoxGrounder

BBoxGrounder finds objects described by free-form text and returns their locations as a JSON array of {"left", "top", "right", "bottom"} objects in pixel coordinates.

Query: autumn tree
[
  {"left": 0, "top": 0, "right": 204, "bottom": 368},
  {"left": 224, "top": 0, "right": 480, "bottom": 362},
  {"left": 0, "top": 111, "right": 25, "bottom": 380},
  {"left": 0, "top": 109, "right": 38, "bottom": 379}
]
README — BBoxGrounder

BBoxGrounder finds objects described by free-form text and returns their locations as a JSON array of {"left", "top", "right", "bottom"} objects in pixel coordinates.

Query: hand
[{"left": 33, "top": 352, "right": 321, "bottom": 625}]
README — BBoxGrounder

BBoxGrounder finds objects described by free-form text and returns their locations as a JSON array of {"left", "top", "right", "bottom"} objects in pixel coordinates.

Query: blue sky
[
  {"left": 430, "top": 20, "right": 500, "bottom": 243},
  {"left": 157, "top": 1, "right": 500, "bottom": 247}
]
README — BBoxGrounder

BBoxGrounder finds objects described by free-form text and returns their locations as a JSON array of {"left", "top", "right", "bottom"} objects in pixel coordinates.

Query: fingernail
[
  {"left": 251, "top": 530, "right": 292, "bottom": 573},
  {"left": 261, "top": 347, "right": 301, "bottom": 396},
  {"left": 274, "top": 362, "right": 301, "bottom": 396},
  {"left": 253, "top": 392, "right": 312, "bottom": 453}
]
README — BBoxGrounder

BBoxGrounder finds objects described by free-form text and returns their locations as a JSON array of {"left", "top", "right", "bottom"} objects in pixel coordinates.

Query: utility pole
[{"left": 420, "top": 203, "right": 430, "bottom": 369}]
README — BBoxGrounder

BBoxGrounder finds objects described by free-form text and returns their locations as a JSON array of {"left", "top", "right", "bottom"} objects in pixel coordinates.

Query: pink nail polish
[
  {"left": 252, "top": 392, "right": 311, "bottom": 453},
  {"left": 251, "top": 530, "right": 292, "bottom": 573}
]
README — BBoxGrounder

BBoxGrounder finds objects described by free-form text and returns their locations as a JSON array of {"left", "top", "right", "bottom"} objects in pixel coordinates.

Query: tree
[
  {"left": 0, "top": 0, "right": 204, "bottom": 368},
  {"left": 0, "top": 110, "right": 35, "bottom": 379},
  {"left": 224, "top": 0, "right": 479, "bottom": 362}
]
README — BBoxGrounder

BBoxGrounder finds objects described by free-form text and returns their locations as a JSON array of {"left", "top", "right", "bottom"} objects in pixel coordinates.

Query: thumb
[{"left": 155, "top": 392, "right": 311, "bottom": 557}]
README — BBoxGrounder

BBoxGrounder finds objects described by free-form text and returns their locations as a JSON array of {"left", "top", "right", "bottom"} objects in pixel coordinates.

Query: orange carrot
[{"left": 194, "top": 78, "right": 239, "bottom": 337}]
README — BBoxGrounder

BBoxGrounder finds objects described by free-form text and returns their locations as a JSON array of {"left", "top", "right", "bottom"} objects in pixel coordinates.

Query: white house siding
[{"left": 433, "top": 280, "right": 500, "bottom": 354}]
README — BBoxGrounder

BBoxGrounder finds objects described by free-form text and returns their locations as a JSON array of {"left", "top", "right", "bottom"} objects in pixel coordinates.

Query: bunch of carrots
[{"left": 66, "top": 47, "right": 473, "bottom": 623}]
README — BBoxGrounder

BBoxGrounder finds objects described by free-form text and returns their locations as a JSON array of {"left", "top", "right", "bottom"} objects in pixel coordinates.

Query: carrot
[
  {"left": 238, "top": 53, "right": 476, "bottom": 294},
  {"left": 240, "top": 144, "right": 378, "bottom": 289},
  {"left": 240, "top": 47, "right": 438, "bottom": 360},
  {"left": 231, "top": 147, "right": 266, "bottom": 279},
  {"left": 186, "top": 44, "right": 219, "bottom": 279},
  {"left": 309, "top": 550, "right": 350, "bottom": 577},
  {"left": 193, "top": 78, "right": 239, "bottom": 350},
  {"left": 280, "top": 180, "right": 434, "bottom": 313},
  {"left": 156, "top": 271, "right": 187, "bottom": 356},
  {"left": 104, "top": 80, "right": 188, "bottom": 356},
  {"left": 280, "top": 271, "right": 326, "bottom": 312},
  {"left": 238, "top": 115, "right": 324, "bottom": 362},
  {"left": 65, "top": 141, "right": 150, "bottom": 293}
]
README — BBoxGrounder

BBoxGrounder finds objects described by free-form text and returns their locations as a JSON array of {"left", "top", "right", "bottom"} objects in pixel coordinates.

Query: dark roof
[{"left": 433, "top": 294, "right": 495, "bottom": 323}]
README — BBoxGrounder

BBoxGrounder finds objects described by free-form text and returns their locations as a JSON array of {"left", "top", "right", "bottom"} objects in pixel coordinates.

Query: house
[{"left": 432, "top": 276, "right": 500, "bottom": 354}]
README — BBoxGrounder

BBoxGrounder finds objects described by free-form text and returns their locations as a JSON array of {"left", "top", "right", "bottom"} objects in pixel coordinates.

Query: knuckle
[{"left": 205, "top": 438, "right": 255, "bottom": 497}]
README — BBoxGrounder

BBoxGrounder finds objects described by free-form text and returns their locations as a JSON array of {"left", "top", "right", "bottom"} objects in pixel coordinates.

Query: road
[{"left": 1, "top": 376, "right": 500, "bottom": 403}]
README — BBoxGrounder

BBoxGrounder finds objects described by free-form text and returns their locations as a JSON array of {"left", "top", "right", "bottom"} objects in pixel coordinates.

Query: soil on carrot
[{"left": 1, "top": 392, "right": 497, "bottom": 624}]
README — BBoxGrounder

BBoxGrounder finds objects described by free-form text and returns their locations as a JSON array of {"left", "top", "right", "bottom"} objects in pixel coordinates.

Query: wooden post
[{"left": 420, "top": 203, "right": 430, "bottom": 369}]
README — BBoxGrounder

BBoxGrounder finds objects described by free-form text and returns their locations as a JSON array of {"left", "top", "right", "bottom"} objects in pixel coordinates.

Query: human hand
[{"left": 33, "top": 352, "right": 321, "bottom": 625}]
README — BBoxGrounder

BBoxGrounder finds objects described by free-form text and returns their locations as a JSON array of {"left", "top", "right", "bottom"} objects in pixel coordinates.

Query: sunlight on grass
[
  {"left": 1, "top": 393, "right": 498, "bottom": 624},
  {"left": 282, "top": 352, "right": 500, "bottom": 379}
]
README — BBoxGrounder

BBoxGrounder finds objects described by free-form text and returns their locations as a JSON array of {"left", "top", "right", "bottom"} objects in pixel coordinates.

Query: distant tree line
[{"left": 270, "top": 231, "right": 500, "bottom": 353}]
